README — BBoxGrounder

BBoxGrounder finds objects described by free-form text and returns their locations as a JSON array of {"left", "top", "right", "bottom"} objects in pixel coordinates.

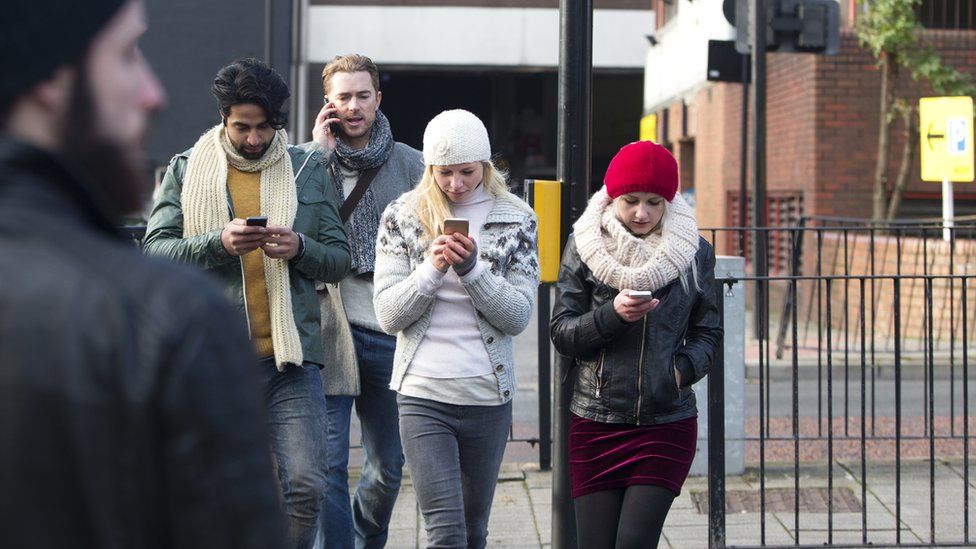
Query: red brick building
[{"left": 644, "top": 3, "right": 976, "bottom": 238}]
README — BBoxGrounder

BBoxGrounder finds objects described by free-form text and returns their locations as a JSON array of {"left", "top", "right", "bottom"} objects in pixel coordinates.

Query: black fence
[{"left": 702, "top": 217, "right": 976, "bottom": 548}]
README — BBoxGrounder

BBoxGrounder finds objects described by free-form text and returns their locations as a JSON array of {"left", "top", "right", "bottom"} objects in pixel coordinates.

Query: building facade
[{"left": 643, "top": 0, "right": 976, "bottom": 242}]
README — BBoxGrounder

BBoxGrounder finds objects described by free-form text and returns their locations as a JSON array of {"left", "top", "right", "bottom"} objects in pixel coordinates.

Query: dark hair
[{"left": 212, "top": 58, "right": 290, "bottom": 129}]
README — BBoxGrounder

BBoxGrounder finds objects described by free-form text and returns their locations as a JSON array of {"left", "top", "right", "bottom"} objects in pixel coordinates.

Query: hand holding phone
[
  {"left": 221, "top": 218, "right": 267, "bottom": 257},
  {"left": 313, "top": 97, "right": 340, "bottom": 153},
  {"left": 613, "top": 289, "right": 661, "bottom": 323}
]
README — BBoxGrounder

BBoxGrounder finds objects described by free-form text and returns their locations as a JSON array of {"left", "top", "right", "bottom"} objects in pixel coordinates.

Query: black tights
[{"left": 574, "top": 485, "right": 676, "bottom": 549}]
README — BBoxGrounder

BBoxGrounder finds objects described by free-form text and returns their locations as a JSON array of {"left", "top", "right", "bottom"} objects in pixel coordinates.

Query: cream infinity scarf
[
  {"left": 573, "top": 187, "right": 700, "bottom": 291},
  {"left": 181, "top": 124, "right": 302, "bottom": 370}
]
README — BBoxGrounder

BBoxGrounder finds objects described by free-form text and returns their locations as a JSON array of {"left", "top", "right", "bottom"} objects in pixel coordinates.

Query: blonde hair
[
  {"left": 321, "top": 54, "right": 380, "bottom": 96},
  {"left": 411, "top": 160, "right": 514, "bottom": 239}
]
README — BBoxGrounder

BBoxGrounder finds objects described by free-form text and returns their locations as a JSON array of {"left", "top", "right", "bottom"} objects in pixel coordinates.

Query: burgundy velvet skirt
[{"left": 569, "top": 413, "right": 697, "bottom": 499}]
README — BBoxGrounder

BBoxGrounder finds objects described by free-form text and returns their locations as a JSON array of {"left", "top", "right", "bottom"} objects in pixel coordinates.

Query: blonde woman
[
  {"left": 550, "top": 141, "right": 721, "bottom": 549},
  {"left": 373, "top": 109, "right": 539, "bottom": 548}
]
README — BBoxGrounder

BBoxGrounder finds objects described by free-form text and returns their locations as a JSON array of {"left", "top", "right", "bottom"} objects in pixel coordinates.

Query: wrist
[{"left": 290, "top": 233, "right": 306, "bottom": 262}]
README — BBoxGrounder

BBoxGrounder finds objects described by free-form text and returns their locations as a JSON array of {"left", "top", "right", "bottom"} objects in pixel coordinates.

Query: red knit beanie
[{"left": 603, "top": 141, "right": 679, "bottom": 201}]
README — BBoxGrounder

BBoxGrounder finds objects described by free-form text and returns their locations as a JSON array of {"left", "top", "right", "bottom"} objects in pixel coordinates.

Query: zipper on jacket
[
  {"left": 227, "top": 200, "right": 253, "bottom": 340},
  {"left": 635, "top": 315, "right": 648, "bottom": 424},
  {"left": 594, "top": 350, "right": 606, "bottom": 398}
]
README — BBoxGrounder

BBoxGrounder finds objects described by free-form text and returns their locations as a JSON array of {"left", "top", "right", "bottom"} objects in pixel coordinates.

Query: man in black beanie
[{"left": 0, "top": 1, "right": 286, "bottom": 547}]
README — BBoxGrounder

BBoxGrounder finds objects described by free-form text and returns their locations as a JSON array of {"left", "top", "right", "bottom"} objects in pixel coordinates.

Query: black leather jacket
[
  {"left": 550, "top": 235, "right": 722, "bottom": 425},
  {"left": 0, "top": 138, "right": 284, "bottom": 548}
]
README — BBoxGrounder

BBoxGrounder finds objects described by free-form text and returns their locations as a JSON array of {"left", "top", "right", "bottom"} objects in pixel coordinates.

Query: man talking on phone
[
  {"left": 300, "top": 54, "right": 423, "bottom": 549},
  {"left": 0, "top": 1, "right": 286, "bottom": 547},
  {"left": 144, "top": 58, "right": 350, "bottom": 549}
]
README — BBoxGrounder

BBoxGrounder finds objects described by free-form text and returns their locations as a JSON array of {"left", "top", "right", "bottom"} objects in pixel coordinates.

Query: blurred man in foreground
[{"left": 0, "top": 1, "right": 285, "bottom": 547}]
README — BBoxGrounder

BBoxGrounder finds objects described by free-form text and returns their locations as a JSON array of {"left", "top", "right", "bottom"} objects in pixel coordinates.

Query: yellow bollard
[{"left": 524, "top": 179, "right": 562, "bottom": 283}]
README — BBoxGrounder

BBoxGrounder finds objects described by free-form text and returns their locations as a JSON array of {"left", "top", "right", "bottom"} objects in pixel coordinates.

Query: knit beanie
[
  {"left": 1, "top": 0, "right": 126, "bottom": 106},
  {"left": 422, "top": 109, "right": 491, "bottom": 166},
  {"left": 604, "top": 141, "right": 679, "bottom": 201}
]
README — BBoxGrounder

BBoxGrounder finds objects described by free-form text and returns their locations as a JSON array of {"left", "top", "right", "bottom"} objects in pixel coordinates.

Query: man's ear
[
  {"left": 32, "top": 66, "right": 76, "bottom": 114},
  {"left": 375, "top": 90, "right": 382, "bottom": 109}
]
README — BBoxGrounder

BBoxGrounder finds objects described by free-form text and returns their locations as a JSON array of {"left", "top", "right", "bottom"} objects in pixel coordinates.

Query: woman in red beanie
[{"left": 549, "top": 141, "right": 722, "bottom": 548}]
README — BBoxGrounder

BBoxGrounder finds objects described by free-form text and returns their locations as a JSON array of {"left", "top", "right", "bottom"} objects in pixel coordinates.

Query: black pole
[
  {"left": 538, "top": 285, "right": 553, "bottom": 471},
  {"left": 554, "top": 1, "right": 592, "bottom": 548},
  {"left": 708, "top": 278, "right": 727, "bottom": 549},
  {"left": 739, "top": 53, "right": 750, "bottom": 254},
  {"left": 751, "top": 0, "right": 768, "bottom": 335}
]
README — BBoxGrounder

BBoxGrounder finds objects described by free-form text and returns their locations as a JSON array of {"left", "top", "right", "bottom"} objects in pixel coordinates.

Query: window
[{"left": 726, "top": 191, "right": 805, "bottom": 274}]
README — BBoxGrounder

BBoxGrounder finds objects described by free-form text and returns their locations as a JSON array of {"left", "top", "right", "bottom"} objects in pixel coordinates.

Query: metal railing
[{"left": 703, "top": 220, "right": 976, "bottom": 548}]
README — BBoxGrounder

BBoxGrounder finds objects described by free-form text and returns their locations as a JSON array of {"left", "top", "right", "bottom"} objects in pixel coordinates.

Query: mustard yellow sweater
[{"left": 227, "top": 166, "right": 273, "bottom": 357}]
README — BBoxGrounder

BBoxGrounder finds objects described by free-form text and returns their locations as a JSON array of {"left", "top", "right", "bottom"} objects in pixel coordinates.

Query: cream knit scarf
[
  {"left": 573, "top": 187, "right": 700, "bottom": 291},
  {"left": 181, "top": 124, "right": 302, "bottom": 370}
]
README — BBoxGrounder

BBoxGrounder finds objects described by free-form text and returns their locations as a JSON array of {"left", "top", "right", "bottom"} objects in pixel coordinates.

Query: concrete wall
[
  {"left": 306, "top": 5, "right": 653, "bottom": 69},
  {"left": 642, "top": 0, "right": 734, "bottom": 112}
]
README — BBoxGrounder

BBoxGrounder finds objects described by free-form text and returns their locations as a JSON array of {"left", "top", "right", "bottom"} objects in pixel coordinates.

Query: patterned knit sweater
[{"left": 373, "top": 191, "right": 540, "bottom": 400}]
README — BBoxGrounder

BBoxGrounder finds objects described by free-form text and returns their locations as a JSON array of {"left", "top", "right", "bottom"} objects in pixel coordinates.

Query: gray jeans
[{"left": 397, "top": 394, "right": 512, "bottom": 549}]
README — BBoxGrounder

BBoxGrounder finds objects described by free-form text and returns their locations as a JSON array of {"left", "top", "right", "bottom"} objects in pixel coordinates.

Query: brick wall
[
  {"left": 819, "top": 233, "right": 976, "bottom": 344},
  {"left": 663, "top": 28, "right": 976, "bottom": 230}
]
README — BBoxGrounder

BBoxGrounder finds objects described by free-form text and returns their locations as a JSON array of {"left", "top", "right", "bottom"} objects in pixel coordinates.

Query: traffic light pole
[
  {"left": 554, "top": 1, "right": 593, "bottom": 548},
  {"left": 751, "top": 0, "right": 769, "bottom": 334}
]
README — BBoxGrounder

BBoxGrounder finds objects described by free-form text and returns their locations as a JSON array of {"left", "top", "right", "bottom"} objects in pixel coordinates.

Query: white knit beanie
[{"left": 422, "top": 109, "right": 491, "bottom": 166}]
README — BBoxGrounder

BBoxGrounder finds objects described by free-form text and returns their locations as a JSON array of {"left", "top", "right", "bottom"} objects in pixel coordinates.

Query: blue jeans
[
  {"left": 260, "top": 357, "right": 330, "bottom": 549},
  {"left": 318, "top": 326, "right": 404, "bottom": 549},
  {"left": 397, "top": 395, "right": 512, "bottom": 549}
]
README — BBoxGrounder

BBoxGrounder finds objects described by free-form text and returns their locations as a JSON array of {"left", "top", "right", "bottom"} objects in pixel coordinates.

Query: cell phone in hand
[
  {"left": 245, "top": 216, "right": 268, "bottom": 227},
  {"left": 442, "top": 218, "right": 469, "bottom": 236},
  {"left": 629, "top": 290, "right": 655, "bottom": 301},
  {"left": 323, "top": 96, "right": 339, "bottom": 133}
]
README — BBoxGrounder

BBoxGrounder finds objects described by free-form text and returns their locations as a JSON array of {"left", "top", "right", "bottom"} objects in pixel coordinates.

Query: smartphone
[
  {"left": 245, "top": 216, "right": 268, "bottom": 227},
  {"left": 629, "top": 290, "right": 655, "bottom": 301},
  {"left": 442, "top": 218, "right": 469, "bottom": 236},
  {"left": 323, "top": 96, "right": 339, "bottom": 132}
]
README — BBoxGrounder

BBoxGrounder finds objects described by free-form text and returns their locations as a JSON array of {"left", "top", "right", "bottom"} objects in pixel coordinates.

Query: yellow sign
[
  {"left": 920, "top": 96, "right": 974, "bottom": 182},
  {"left": 640, "top": 113, "right": 657, "bottom": 143},
  {"left": 526, "top": 179, "right": 561, "bottom": 283}
]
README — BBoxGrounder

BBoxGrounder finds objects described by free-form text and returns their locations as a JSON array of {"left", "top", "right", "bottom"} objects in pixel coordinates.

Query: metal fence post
[
  {"left": 709, "top": 275, "right": 727, "bottom": 549},
  {"left": 538, "top": 285, "right": 552, "bottom": 471},
  {"left": 553, "top": 0, "right": 592, "bottom": 547}
]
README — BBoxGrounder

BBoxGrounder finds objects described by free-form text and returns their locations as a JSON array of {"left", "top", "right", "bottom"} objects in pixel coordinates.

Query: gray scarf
[{"left": 331, "top": 109, "right": 394, "bottom": 274}]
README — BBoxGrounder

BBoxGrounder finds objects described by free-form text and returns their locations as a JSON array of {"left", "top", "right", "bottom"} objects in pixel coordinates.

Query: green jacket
[{"left": 144, "top": 145, "right": 351, "bottom": 367}]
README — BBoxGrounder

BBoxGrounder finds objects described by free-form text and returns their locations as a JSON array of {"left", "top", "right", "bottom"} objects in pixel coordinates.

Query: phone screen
[{"left": 442, "top": 218, "right": 469, "bottom": 236}]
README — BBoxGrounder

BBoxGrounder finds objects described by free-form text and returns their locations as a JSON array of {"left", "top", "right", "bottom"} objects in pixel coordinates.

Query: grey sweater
[{"left": 373, "top": 191, "right": 540, "bottom": 401}]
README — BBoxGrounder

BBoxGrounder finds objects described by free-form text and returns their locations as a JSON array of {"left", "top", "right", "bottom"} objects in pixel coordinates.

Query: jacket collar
[{"left": 0, "top": 135, "right": 121, "bottom": 237}]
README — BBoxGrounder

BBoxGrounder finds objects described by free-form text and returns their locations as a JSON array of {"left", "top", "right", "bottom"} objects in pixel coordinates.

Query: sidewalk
[{"left": 377, "top": 459, "right": 976, "bottom": 548}]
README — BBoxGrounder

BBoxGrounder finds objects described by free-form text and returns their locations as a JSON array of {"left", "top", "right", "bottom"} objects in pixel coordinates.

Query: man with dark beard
[
  {"left": 144, "top": 58, "right": 351, "bottom": 549},
  {"left": 0, "top": 1, "right": 286, "bottom": 548}
]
